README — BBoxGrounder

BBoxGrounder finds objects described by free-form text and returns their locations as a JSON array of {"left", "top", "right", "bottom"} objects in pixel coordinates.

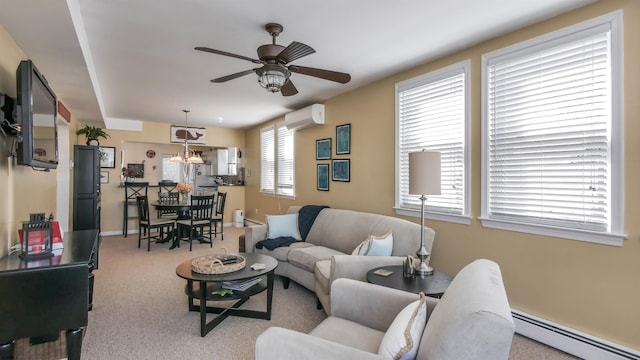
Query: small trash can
[{"left": 233, "top": 209, "right": 244, "bottom": 227}]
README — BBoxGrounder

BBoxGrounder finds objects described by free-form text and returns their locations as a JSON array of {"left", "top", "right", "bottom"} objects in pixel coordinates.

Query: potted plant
[{"left": 76, "top": 125, "right": 110, "bottom": 146}]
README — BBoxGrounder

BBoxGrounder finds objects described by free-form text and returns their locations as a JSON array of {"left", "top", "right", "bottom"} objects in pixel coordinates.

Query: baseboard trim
[
  {"left": 244, "top": 218, "right": 264, "bottom": 226},
  {"left": 100, "top": 222, "right": 234, "bottom": 237},
  {"left": 512, "top": 310, "right": 639, "bottom": 360}
]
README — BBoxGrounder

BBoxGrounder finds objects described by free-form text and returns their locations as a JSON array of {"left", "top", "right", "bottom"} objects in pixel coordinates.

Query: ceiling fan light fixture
[{"left": 258, "top": 67, "right": 290, "bottom": 93}]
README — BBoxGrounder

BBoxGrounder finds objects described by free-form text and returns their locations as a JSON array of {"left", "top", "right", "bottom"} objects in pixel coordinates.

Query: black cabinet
[{"left": 73, "top": 145, "right": 101, "bottom": 231}]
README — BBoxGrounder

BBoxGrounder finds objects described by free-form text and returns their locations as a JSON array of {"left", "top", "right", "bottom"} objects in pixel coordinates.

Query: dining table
[{"left": 151, "top": 202, "right": 212, "bottom": 249}]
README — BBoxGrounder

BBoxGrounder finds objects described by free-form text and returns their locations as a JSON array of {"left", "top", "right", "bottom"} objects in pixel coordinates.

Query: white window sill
[
  {"left": 394, "top": 208, "right": 471, "bottom": 225},
  {"left": 478, "top": 217, "right": 626, "bottom": 247}
]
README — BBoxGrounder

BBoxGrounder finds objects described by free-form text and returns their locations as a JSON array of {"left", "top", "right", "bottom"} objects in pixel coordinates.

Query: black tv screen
[{"left": 16, "top": 59, "right": 59, "bottom": 169}]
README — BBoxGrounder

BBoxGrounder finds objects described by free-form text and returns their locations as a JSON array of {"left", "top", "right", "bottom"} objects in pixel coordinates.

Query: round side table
[{"left": 366, "top": 265, "right": 452, "bottom": 298}]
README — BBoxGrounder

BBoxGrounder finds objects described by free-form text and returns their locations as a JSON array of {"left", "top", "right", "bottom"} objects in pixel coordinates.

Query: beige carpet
[{"left": 14, "top": 227, "right": 578, "bottom": 359}]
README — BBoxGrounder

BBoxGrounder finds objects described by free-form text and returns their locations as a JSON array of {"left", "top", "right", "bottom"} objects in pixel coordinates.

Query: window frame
[
  {"left": 276, "top": 122, "right": 295, "bottom": 198},
  {"left": 480, "top": 10, "right": 625, "bottom": 246},
  {"left": 394, "top": 60, "right": 471, "bottom": 225},
  {"left": 260, "top": 125, "right": 275, "bottom": 195}
]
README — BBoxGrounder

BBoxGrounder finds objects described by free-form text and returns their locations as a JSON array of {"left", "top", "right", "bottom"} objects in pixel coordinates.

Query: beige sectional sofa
[{"left": 244, "top": 205, "right": 435, "bottom": 313}]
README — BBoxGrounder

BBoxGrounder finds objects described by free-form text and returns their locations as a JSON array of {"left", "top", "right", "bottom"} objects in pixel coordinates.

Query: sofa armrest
[
  {"left": 256, "top": 327, "right": 385, "bottom": 360},
  {"left": 330, "top": 278, "right": 419, "bottom": 331},
  {"left": 331, "top": 255, "right": 405, "bottom": 283},
  {"left": 244, "top": 224, "right": 267, "bottom": 253}
]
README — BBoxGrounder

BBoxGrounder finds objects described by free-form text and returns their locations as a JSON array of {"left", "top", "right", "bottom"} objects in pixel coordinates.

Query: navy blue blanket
[{"left": 255, "top": 205, "right": 329, "bottom": 250}]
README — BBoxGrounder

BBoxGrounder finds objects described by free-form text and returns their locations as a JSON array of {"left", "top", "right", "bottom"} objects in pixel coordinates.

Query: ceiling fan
[{"left": 195, "top": 23, "right": 351, "bottom": 96}]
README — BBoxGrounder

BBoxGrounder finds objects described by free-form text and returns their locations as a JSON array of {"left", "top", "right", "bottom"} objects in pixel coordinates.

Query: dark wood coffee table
[
  {"left": 366, "top": 265, "right": 452, "bottom": 298},
  {"left": 176, "top": 253, "right": 277, "bottom": 337}
]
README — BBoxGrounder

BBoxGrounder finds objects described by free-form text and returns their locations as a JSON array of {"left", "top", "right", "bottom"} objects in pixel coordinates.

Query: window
[
  {"left": 260, "top": 123, "right": 295, "bottom": 197},
  {"left": 161, "top": 156, "right": 182, "bottom": 182},
  {"left": 481, "top": 11, "right": 624, "bottom": 246},
  {"left": 277, "top": 123, "right": 295, "bottom": 196},
  {"left": 260, "top": 126, "right": 275, "bottom": 193},
  {"left": 395, "top": 60, "right": 470, "bottom": 224}
]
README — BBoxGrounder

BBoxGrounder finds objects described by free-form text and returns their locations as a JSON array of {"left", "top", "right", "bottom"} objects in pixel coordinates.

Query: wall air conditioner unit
[{"left": 284, "top": 104, "right": 325, "bottom": 130}]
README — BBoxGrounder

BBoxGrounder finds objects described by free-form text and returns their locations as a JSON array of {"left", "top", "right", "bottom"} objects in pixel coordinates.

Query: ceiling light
[
  {"left": 170, "top": 109, "right": 204, "bottom": 164},
  {"left": 257, "top": 65, "right": 290, "bottom": 93}
]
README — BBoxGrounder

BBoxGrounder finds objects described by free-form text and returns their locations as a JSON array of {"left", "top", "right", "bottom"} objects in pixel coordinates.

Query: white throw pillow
[
  {"left": 378, "top": 294, "right": 427, "bottom": 360},
  {"left": 352, "top": 231, "right": 393, "bottom": 256},
  {"left": 266, "top": 213, "right": 301, "bottom": 240}
]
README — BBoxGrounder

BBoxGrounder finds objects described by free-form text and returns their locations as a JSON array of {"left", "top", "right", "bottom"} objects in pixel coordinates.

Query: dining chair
[
  {"left": 157, "top": 191, "right": 180, "bottom": 220},
  {"left": 176, "top": 194, "right": 215, "bottom": 251},
  {"left": 123, "top": 182, "right": 149, "bottom": 237},
  {"left": 136, "top": 195, "right": 175, "bottom": 251},
  {"left": 211, "top": 191, "right": 226, "bottom": 241},
  {"left": 158, "top": 180, "right": 178, "bottom": 193}
]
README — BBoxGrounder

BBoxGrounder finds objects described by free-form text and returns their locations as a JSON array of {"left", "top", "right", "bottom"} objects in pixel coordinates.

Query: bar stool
[{"left": 123, "top": 182, "right": 149, "bottom": 237}]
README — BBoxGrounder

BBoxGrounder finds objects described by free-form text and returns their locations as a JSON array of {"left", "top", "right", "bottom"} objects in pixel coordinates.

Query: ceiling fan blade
[
  {"left": 289, "top": 65, "right": 351, "bottom": 84},
  {"left": 195, "top": 47, "right": 263, "bottom": 64},
  {"left": 280, "top": 79, "right": 299, "bottom": 96},
  {"left": 276, "top": 41, "right": 316, "bottom": 64},
  {"left": 210, "top": 69, "right": 256, "bottom": 83}
]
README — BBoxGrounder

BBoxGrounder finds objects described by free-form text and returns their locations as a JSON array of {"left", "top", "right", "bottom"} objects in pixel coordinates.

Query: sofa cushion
[
  {"left": 352, "top": 231, "right": 393, "bottom": 256},
  {"left": 378, "top": 294, "right": 427, "bottom": 360},
  {"left": 255, "top": 241, "right": 314, "bottom": 261},
  {"left": 288, "top": 246, "right": 344, "bottom": 273},
  {"left": 310, "top": 316, "right": 386, "bottom": 354},
  {"left": 266, "top": 213, "right": 301, "bottom": 240}
]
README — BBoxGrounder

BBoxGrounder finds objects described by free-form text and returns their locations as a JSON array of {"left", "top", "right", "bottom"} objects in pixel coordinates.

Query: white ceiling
[{"left": 0, "top": 0, "right": 596, "bottom": 129}]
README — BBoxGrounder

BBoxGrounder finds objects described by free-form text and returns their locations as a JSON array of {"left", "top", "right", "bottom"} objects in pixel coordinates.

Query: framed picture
[
  {"left": 317, "top": 164, "right": 329, "bottom": 191},
  {"left": 99, "top": 146, "right": 116, "bottom": 168},
  {"left": 127, "top": 163, "right": 144, "bottom": 178},
  {"left": 336, "top": 124, "right": 351, "bottom": 155},
  {"left": 170, "top": 125, "right": 206, "bottom": 144},
  {"left": 316, "top": 138, "right": 332, "bottom": 160},
  {"left": 100, "top": 171, "right": 109, "bottom": 184},
  {"left": 332, "top": 159, "right": 350, "bottom": 182}
]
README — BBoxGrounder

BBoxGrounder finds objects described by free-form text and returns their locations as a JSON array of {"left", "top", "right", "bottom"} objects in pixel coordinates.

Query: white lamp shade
[{"left": 409, "top": 151, "right": 441, "bottom": 195}]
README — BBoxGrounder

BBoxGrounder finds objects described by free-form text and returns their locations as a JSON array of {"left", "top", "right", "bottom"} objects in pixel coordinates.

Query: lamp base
[{"left": 414, "top": 261, "right": 434, "bottom": 276}]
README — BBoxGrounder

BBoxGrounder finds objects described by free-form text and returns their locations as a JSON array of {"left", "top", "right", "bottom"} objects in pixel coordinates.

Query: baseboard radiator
[{"left": 512, "top": 310, "right": 639, "bottom": 360}]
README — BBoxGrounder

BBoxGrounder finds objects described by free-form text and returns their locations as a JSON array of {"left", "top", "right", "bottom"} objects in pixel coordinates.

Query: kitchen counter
[{"left": 215, "top": 185, "right": 245, "bottom": 226}]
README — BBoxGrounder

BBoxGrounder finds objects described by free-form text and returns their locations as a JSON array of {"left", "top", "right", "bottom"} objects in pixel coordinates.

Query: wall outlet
[{"left": 255, "top": 208, "right": 259, "bottom": 215}]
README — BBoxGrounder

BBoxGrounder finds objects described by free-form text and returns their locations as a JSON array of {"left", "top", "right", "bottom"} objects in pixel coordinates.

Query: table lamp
[{"left": 409, "top": 150, "right": 441, "bottom": 276}]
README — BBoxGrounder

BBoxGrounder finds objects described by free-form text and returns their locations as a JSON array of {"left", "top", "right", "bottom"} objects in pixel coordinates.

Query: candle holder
[{"left": 20, "top": 213, "right": 53, "bottom": 260}]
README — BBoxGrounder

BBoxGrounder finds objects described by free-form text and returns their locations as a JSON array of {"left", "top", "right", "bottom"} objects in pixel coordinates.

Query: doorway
[{"left": 56, "top": 119, "right": 70, "bottom": 232}]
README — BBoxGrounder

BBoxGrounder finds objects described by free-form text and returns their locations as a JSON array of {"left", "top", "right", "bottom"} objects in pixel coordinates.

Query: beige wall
[
  {"left": 0, "top": 24, "right": 72, "bottom": 258},
  {"left": 244, "top": 0, "right": 640, "bottom": 350}
]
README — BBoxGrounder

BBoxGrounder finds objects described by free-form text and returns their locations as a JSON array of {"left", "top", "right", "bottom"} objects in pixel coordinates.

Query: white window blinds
[
  {"left": 484, "top": 24, "right": 612, "bottom": 232},
  {"left": 277, "top": 124, "right": 295, "bottom": 196},
  {"left": 397, "top": 61, "right": 468, "bottom": 217},
  {"left": 260, "top": 126, "right": 275, "bottom": 194}
]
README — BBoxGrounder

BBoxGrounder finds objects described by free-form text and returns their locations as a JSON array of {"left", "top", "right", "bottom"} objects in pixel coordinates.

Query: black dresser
[{"left": 0, "top": 229, "right": 99, "bottom": 360}]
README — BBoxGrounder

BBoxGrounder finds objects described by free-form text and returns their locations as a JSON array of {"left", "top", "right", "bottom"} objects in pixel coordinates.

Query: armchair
[{"left": 256, "top": 259, "right": 515, "bottom": 360}]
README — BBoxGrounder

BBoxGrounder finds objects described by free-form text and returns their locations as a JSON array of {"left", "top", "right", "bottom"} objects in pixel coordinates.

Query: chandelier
[
  {"left": 257, "top": 65, "right": 291, "bottom": 93},
  {"left": 170, "top": 109, "right": 204, "bottom": 164}
]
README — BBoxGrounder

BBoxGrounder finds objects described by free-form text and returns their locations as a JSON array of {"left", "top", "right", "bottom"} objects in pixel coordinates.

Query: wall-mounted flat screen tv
[{"left": 16, "top": 59, "right": 59, "bottom": 169}]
